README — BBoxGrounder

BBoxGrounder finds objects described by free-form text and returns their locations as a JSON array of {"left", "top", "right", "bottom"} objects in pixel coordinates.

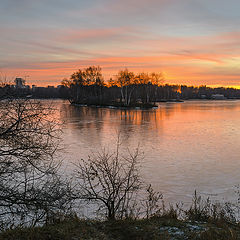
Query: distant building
[
  {"left": 15, "top": 78, "right": 25, "bottom": 88},
  {"left": 211, "top": 94, "right": 225, "bottom": 100}
]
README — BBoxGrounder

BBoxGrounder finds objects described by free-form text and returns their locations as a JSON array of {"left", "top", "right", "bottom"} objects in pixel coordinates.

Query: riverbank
[{"left": 1, "top": 215, "right": 239, "bottom": 240}]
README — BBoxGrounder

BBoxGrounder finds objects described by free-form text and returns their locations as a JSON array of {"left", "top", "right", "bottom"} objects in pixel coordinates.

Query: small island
[{"left": 62, "top": 66, "right": 163, "bottom": 109}]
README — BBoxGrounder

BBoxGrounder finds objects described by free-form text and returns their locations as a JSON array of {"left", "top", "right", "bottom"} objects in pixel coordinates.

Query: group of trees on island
[
  {"left": 61, "top": 66, "right": 164, "bottom": 107},
  {"left": 61, "top": 66, "right": 240, "bottom": 106}
]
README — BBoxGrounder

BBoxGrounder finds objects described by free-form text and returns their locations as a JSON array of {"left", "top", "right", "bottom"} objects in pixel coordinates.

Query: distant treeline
[
  {"left": 2, "top": 66, "right": 240, "bottom": 102},
  {"left": 61, "top": 66, "right": 240, "bottom": 106},
  {"left": 0, "top": 84, "right": 69, "bottom": 99}
]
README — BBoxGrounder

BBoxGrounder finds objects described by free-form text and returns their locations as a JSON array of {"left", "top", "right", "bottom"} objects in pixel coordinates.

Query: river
[{"left": 52, "top": 100, "right": 240, "bottom": 205}]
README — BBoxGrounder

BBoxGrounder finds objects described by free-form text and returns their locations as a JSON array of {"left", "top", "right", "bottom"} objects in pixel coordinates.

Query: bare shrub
[
  {"left": 140, "top": 184, "right": 163, "bottom": 219},
  {"left": 0, "top": 98, "right": 72, "bottom": 229},
  {"left": 74, "top": 143, "right": 142, "bottom": 220},
  {"left": 185, "top": 191, "right": 236, "bottom": 223}
]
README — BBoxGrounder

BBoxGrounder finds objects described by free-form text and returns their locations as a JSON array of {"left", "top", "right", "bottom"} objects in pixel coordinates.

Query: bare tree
[
  {"left": 74, "top": 143, "right": 142, "bottom": 220},
  {"left": 116, "top": 69, "right": 135, "bottom": 106},
  {"left": 0, "top": 98, "right": 72, "bottom": 229},
  {"left": 64, "top": 66, "right": 105, "bottom": 103}
]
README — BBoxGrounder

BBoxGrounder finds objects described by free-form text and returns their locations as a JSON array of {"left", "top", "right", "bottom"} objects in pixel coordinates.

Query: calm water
[{"left": 54, "top": 100, "right": 240, "bottom": 205}]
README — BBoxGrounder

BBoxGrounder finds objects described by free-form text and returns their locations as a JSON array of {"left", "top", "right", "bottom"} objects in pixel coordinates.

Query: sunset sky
[{"left": 1, "top": 0, "right": 240, "bottom": 87}]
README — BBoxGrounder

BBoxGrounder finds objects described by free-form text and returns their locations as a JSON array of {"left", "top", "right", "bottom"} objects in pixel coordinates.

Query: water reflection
[{"left": 57, "top": 100, "right": 240, "bottom": 205}]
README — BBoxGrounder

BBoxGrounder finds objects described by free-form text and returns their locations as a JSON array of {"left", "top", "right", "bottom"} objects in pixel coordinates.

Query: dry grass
[{"left": 0, "top": 215, "right": 240, "bottom": 240}]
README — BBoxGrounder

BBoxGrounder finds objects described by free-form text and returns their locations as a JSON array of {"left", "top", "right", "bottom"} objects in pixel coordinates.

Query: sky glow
[{"left": 1, "top": 0, "right": 240, "bottom": 87}]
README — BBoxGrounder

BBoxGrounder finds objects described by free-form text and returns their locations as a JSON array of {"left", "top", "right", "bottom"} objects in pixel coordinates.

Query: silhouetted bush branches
[{"left": 0, "top": 98, "right": 72, "bottom": 229}]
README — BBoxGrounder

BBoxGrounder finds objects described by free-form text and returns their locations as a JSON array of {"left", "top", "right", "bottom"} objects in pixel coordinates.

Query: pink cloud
[{"left": 61, "top": 27, "right": 136, "bottom": 42}]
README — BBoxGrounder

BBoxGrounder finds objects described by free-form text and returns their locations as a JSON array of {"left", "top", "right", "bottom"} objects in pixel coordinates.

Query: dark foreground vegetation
[{"left": 1, "top": 205, "right": 240, "bottom": 240}]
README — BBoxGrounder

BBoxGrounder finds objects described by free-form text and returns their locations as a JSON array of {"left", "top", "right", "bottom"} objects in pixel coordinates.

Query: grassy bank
[{"left": 1, "top": 215, "right": 239, "bottom": 240}]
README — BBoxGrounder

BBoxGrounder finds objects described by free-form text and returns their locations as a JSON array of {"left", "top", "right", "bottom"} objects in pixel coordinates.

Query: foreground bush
[
  {"left": 73, "top": 143, "right": 142, "bottom": 220},
  {"left": 0, "top": 99, "right": 72, "bottom": 229}
]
